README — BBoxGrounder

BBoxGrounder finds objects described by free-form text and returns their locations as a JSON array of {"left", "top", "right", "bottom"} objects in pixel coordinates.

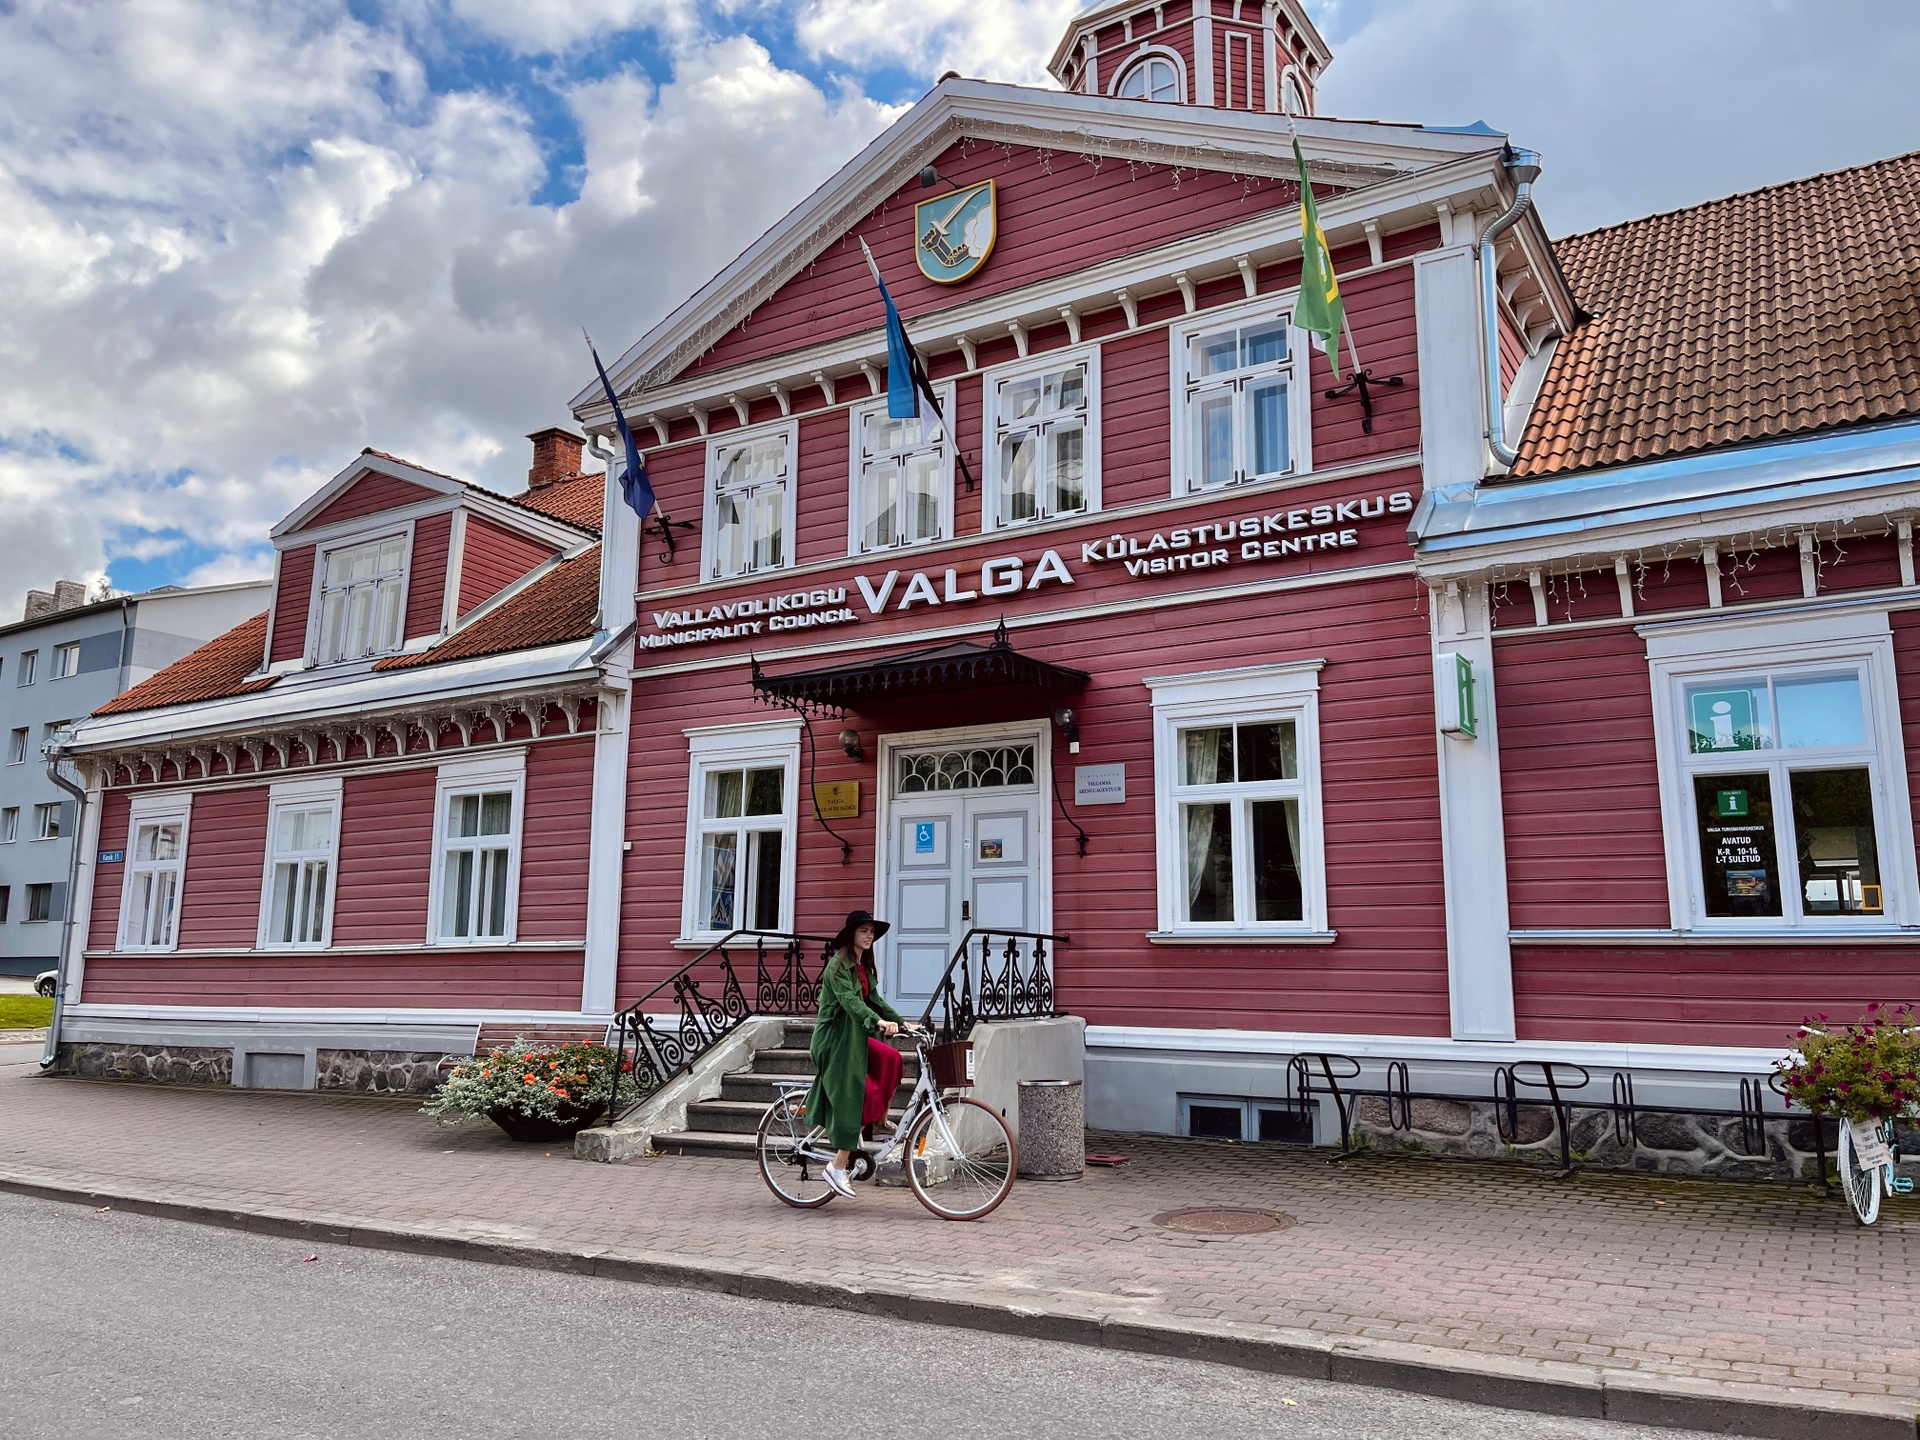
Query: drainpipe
[
  {"left": 39, "top": 744, "right": 86, "bottom": 1070},
  {"left": 1478, "top": 147, "right": 1543, "bottom": 471}
]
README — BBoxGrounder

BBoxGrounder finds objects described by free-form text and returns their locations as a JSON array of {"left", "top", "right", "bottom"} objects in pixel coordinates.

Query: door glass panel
[
  {"left": 1790, "top": 767, "right": 1882, "bottom": 914},
  {"left": 1685, "top": 681, "right": 1770, "bottom": 753},
  {"left": 897, "top": 746, "right": 1035, "bottom": 793},
  {"left": 1692, "top": 773, "right": 1782, "bottom": 918},
  {"left": 1250, "top": 798, "right": 1303, "bottom": 921},
  {"left": 1776, "top": 676, "right": 1866, "bottom": 749},
  {"left": 1183, "top": 802, "right": 1234, "bottom": 922}
]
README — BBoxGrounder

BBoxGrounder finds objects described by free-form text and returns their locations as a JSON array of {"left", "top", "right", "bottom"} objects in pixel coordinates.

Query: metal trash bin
[{"left": 1017, "top": 1078, "right": 1084, "bottom": 1180}]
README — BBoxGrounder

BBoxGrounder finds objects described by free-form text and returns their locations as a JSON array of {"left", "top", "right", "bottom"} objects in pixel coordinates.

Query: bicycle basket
[{"left": 925, "top": 1040, "right": 974, "bottom": 1091}]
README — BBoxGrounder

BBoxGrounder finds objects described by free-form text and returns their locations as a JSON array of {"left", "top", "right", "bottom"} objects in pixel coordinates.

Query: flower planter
[{"left": 486, "top": 1101, "right": 606, "bottom": 1144}]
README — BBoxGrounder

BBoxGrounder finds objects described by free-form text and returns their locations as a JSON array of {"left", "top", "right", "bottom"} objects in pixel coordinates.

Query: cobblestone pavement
[{"left": 1, "top": 1059, "right": 1915, "bottom": 1415}]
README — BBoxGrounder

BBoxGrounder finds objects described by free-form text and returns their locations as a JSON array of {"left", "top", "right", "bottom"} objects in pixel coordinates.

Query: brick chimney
[
  {"left": 527, "top": 427, "right": 585, "bottom": 490},
  {"left": 23, "top": 589, "right": 55, "bottom": 621},
  {"left": 53, "top": 578, "right": 88, "bottom": 611}
]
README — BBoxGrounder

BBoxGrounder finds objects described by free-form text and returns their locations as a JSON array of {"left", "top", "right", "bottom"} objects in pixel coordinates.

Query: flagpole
[
  {"left": 858, "top": 237, "right": 971, "bottom": 476},
  {"left": 1285, "top": 111, "right": 1365, "bottom": 382}
]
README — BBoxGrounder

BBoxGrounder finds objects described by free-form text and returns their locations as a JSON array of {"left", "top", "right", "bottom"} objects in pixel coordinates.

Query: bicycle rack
[
  {"left": 1493, "top": 1062, "right": 1590, "bottom": 1176},
  {"left": 1289, "top": 1053, "right": 1364, "bottom": 1160},
  {"left": 1737, "top": 1077, "right": 1769, "bottom": 1157},
  {"left": 1611, "top": 1071, "right": 1638, "bottom": 1148},
  {"left": 1769, "top": 1071, "right": 1832, "bottom": 1192}
]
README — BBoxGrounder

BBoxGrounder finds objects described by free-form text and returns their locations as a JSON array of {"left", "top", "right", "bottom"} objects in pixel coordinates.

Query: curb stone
[{"left": 1, "top": 1172, "right": 1913, "bottom": 1439}]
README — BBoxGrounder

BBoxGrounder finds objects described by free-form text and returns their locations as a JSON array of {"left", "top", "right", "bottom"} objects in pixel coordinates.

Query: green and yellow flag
[{"left": 1291, "top": 137, "right": 1345, "bottom": 379}]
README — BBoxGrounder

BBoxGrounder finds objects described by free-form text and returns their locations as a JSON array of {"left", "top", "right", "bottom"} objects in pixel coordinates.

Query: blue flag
[
  {"left": 861, "top": 239, "right": 920, "bottom": 421},
  {"left": 585, "top": 332, "right": 656, "bottom": 520}
]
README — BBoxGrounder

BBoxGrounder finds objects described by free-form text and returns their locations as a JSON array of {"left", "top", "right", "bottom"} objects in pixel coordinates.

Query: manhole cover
[{"left": 1153, "top": 1207, "right": 1295, "bottom": 1235}]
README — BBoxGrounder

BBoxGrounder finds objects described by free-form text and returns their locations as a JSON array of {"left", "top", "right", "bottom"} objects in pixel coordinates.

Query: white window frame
[
  {"left": 305, "top": 526, "right": 414, "bottom": 667},
  {"left": 32, "top": 802, "right": 61, "bottom": 841},
  {"left": 982, "top": 345, "right": 1102, "bottom": 532},
  {"left": 426, "top": 751, "right": 528, "bottom": 945},
  {"left": 680, "top": 720, "right": 802, "bottom": 943},
  {"left": 701, "top": 418, "right": 799, "bottom": 581},
  {"left": 256, "top": 776, "right": 344, "bottom": 950},
  {"left": 51, "top": 642, "right": 81, "bottom": 679},
  {"left": 1168, "top": 296, "right": 1315, "bottom": 498},
  {"left": 1146, "top": 661, "right": 1330, "bottom": 940},
  {"left": 16, "top": 650, "right": 36, "bottom": 686},
  {"left": 118, "top": 792, "right": 193, "bottom": 953},
  {"left": 5, "top": 727, "right": 25, "bottom": 764},
  {"left": 24, "top": 883, "right": 53, "bottom": 924},
  {"left": 846, "top": 384, "right": 957, "bottom": 556},
  {"left": 1647, "top": 609, "right": 1920, "bottom": 934},
  {"left": 0, "top": 808, "right": 15, "bottom": 843},
  {"left": 1110, "top": 48, "right": 1186, "bottom": 103}
]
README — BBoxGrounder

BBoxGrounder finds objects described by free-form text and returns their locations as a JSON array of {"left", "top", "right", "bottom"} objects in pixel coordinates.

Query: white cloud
[{"left": 796, "top": 0, "right": 1082, "bottom": 87}]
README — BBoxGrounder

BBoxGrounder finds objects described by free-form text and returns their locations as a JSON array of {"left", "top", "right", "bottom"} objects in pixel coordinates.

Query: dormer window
[
  {"left": 315, "top": 533, "right": 407, "bottom": 663},
  {"left": 1114, "top": 54, "right": 1183, "bottom": 103}
]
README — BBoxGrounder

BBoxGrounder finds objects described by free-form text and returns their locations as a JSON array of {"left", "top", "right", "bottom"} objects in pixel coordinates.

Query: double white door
[{"left": 883, "top": 756, "right": 1045, "bottom": 1012}]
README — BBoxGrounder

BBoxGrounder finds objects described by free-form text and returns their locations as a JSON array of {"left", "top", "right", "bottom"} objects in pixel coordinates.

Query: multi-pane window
[
  {"left": 123, "top": 815, "right": 187, "bottom": 950},
  {"left": 6, "top": 728, "right": 24, "bottom": 764},
  {"left": 1182, "top": 315, "right": 1299, "bottom": 491},
  {"left": 439, "top": 791, "right": 517, "bottom": 940},
  {"left": 263, "top": 801, "right": 336, "bottom": 946},
  {"left": 696, "top": 767, "right": 786, "bottom": 933},
  {"left": 316, "top": 534, "right": 407, "bottom": 664},
  {"left": 0, "top": 808, "right": 16, "bottom": 843},
  {"left": 51, "top": 642, "right": 80, "bottom": 679},
  {"left": 1174, "top": 722, "right": 1305, "bottom": 925},
  {"left": 852, "top": 399, "right": 948, "bottom": 554},
  {"left": 25, "top": 884, "right": 52, "bottom": 923},
  {"left": 33, "top": 802, "right": 61, "bottom": 840},
  {"left": 1115, "top": 54, "right": 1182, "bottom": 102},
  {"left": 988, "top": 356, "right": 1096, "bottom": 529},
  {"left": 17, "top": 650, "right": 36, "bottom": 685},
  {"left": 1150, "top": 663, "right": 1327, "bottom": 937},
  {"left": 708, "top": 427, "right": 793, "bottom": 579}
]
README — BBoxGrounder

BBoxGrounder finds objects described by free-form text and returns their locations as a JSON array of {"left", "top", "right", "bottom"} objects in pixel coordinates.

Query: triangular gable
[
  {"left": 569, "top": 79, "right": 1506, "bottom": 414},
  {"left": 273, "top": 450, "right": 467, "bottom": 540}
]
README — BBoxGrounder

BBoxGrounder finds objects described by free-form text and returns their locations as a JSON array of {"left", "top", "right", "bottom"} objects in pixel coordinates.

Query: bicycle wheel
[
  {"left": 756, "top": 1095, "right": 835, "bottom": 1209},
  {"left": 904, "top": 1096, "right": 1017, "bottom": 1221},
  {"left": 1836, "top": 1121, "right": 1881, "bottom": 1227}
]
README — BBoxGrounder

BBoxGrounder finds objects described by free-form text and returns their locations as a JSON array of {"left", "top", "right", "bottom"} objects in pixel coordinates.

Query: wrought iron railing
[
  {"left": 605, "top": 929, "right": 832, "bottom": 1123},
  {"left": 918, "top": 928, "right": 1068, "bottom": 1044}
]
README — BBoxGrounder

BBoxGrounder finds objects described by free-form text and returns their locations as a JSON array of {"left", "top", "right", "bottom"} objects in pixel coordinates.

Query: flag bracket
[
  {"left": 650, "top": 514, "right": 696, "bottom": 564},
  {"left": 1323, "top": 368, "right": 1404, "bottom": 435}
]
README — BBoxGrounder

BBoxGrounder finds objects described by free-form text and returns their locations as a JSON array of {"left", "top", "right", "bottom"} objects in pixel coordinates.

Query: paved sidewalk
[{"left": 2, "top": 1058, "right": 1915, "bottom": 1437}]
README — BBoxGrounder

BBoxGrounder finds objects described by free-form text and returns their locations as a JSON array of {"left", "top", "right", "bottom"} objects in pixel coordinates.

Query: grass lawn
[{"left": 0, "top": 995, "right": 54, "bottom": 1029}]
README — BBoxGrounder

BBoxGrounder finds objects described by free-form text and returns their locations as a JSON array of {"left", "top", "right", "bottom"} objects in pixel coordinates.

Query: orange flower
[{"left": 523, "top": 1074, "right": 538, "bottom": 1084}]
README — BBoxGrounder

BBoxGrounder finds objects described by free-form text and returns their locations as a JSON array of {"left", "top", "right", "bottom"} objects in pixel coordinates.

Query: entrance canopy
[{"left": 751, "top": 622, "right": 1087, "bottom": 718}]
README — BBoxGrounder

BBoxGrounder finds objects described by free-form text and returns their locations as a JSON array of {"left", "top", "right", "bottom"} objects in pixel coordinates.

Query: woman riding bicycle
[{"left": 806, "top": 909, "right": 908, "bottom": 1199}]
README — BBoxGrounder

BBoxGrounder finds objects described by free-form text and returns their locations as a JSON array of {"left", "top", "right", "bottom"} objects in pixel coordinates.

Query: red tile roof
[
  {"left": 374, "top": 546, "right": 601, "bottom": 671},
  {"left": 509, "top": 471, "right": 604, "bottom": 532},
  {"left": 1515, "top": 150, "right": 1920, "bottom": 478},
  {"left": 94, "top": 612, "right": 275, "bottom": 716}
]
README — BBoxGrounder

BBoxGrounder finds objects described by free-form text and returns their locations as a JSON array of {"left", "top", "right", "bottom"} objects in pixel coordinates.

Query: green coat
[{"left": 804, "top": 947, "right": 904, "bottom": 1151}]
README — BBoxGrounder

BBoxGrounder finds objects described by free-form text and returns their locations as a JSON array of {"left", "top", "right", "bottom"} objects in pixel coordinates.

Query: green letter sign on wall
[{"left": 1436, "top": 652, "right": 1478, "bottom": 739}]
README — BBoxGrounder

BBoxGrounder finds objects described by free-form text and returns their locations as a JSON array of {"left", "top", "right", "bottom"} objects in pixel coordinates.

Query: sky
[{"left": 1, "top": 0, "right": 1917, "bottom": 603}]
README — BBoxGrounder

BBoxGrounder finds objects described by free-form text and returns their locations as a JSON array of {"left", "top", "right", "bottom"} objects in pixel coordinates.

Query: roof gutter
[{"left": 1478, "top": 147, "right": 1543, "bottom": 472}]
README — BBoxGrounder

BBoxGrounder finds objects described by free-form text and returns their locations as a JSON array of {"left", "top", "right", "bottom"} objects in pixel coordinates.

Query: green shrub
[{"left": 423, "top": 1040, "right": 640, "bottom": 1124}]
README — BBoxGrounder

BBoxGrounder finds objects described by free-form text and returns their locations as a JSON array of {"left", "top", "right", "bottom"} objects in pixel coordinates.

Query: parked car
[{"left": 34, "top": 969, "right": 56, "bottom": 998}]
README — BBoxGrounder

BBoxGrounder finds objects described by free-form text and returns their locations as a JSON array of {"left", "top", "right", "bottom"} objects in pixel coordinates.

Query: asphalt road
[{"left": 0, "top": 1190, "right": 1739, "bottom": 1440}]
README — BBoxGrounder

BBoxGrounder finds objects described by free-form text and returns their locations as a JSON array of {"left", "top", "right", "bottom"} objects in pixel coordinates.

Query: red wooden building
[{"left": 45, "top": 3, "right": 1920, "bottom": 1170}]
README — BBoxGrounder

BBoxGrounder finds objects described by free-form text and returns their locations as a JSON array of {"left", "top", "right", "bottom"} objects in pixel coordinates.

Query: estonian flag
[
  {"left": 585, "top": 332, "right": 657, "bottom": 522},
  {"left": 858, "top": 239, "right": 977, "bottom": 490}
]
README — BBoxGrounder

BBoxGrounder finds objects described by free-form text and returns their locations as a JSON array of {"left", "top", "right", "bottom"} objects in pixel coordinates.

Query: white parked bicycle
[
  {"left": 755, "top": 1027, "right": 1017, "bottom": 1221},
  {"left": 1837, "top": 1114, "right": 1913, "bottom": 1226}
]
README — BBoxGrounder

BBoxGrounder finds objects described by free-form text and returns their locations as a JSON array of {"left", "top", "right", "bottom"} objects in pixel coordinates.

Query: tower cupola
[{"left": 1048, "top": 1, "right": 1333, "bottom": 118}]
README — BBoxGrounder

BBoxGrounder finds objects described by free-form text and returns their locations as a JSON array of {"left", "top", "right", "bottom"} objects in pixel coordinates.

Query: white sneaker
[{"left": 822, "top": 1164, "right": 855, "bottom": 1199}]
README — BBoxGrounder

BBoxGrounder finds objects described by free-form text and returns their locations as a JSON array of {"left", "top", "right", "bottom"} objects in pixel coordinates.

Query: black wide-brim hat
[{"left": 831, "top": 908, "right": 891, "bottom": 954}]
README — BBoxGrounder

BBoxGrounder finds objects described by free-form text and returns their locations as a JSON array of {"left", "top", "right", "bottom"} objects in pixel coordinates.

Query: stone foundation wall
[
  {"left": 314, "top": 1050, "right": 450, "bottom": 1094},
  {"left": 1350, "top": 1096, "right": 1920, "bottom": 1181},
  {"left": 55, "top": 1043, "right": 232, "bottom": 1086}
]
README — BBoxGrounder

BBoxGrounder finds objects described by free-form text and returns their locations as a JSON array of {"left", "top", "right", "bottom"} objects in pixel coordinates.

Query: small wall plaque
[
  {"left": 814, "top": 781, "right": 860, "bottom": 820},
  {"left": 1074, "top": 763, "right": 1125, "bottom": 805},
  {"left": 97, "top": 849, "right": 125, "bottom": 864}
]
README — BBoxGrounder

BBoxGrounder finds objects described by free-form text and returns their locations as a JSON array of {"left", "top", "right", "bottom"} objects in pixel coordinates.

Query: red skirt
[{"left": 862, "top": 1038, "right": 904, "bottom": 1126}]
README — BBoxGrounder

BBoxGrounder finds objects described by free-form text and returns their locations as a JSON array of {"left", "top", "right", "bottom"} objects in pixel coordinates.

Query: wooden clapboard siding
[
  {"left": 1513, "top": 944, "right": 1920, "bottom": 1047},
  {"left": 404, "top": 511, "right": 453, "bottom": 640},
  {"left": 269, "top": 545, "right": 315, "bottom": 663},
  {"left": 332, "top": 767, "right": 435, "bottom": 946},
  {"left": 86, "top": 789, "right": 133, "bottom": 957},
  {"left": 174, "top": 786, "right": 271, "bottom": 949},
  {"left": 1893, "top": 611, "right": 1920, "bottom": 870},
  {"left": 684, "top": 137, "right": 1312, "bottom": 381},
  {"left": 519, "top": 738, "right": 594, "bottom": 941},
  {"left": 1496, "top": 624, "right": 1670, "bottom": 930},
  {"left": 75, "top": 949, "right": 584, "bottom": 1009},
  {"left": 298, "top": 472, "right": 439, "bottom": 532},
  {"left": 1101, "top": 327, "right": 1174, "bottom": 511},
  {"left": 1307, "top": 263, "right": 1420, "bottom": 466},
  {"left": 458, "top": 516, "right": 556, "bottom": 616},
  {"left": 793, "top": 407, "right": 853, "bottom": 569},
  {"left": 618, "top": 570, "right": 1450, "bottom": 1036}
]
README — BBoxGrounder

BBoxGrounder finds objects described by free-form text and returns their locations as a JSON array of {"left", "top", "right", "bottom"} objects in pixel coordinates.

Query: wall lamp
[
  {"left": 1052, "top": 706, "right": 1080, "bottom": 755},
  {"left": 837, "top": 727, "right": 865, "bottom": 762}
]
